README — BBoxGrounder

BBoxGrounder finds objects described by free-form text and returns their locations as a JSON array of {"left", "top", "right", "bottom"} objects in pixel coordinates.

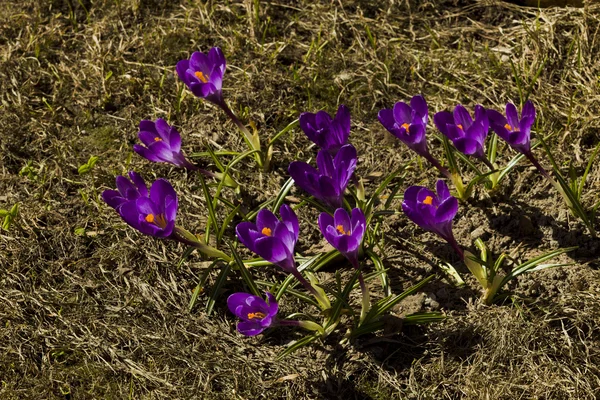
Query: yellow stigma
[
  {"left": 261, "top": 227, "right": 272, "bottom": 236},
  {"left": 154, "top": 137, "right": 162, "bottom": 142},
  {"left": 145, "top": 213, "right": 167, "bottom": 228},
  {"left": 336, "top": 225, "right": 348, "bottom": 235},
  {"left": 504, "top": 123, "right": 513, "bottom": 131},
  {"left": 401, "top": 123, "right": 410, "bottom": 131},
  {"left": 423, "top": 196, "right": 434, "bottom": 205},
  {"left": 194, "top": 71, "right": 208, "bottom": 83},
  {"left": 247, "top": 312, "right": 266, "bottom": 320},
  {"left": 457, "top": 124, "right": 463, "bottom": 130}
]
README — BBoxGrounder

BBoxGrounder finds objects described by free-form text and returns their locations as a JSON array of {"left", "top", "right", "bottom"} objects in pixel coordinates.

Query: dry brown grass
[{"left": 1, "top": 0, "right": 600, "bottom": 398}]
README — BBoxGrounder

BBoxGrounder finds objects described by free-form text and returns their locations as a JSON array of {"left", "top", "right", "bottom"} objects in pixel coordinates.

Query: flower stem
[
  {"left": 172, "top": 226, "right": 231, "bottom": 261},
  {"left": 218, "top": 101, "right": 263, "bottom": 167},
  {"left": 445, "top": 234, "right": 464, "bottom": 261},
  {"left": 423, "top": 152, "right": 453, "bottom": 180}
]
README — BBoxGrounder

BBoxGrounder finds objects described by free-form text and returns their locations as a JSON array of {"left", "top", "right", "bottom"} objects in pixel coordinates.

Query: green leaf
[
  {"left": 267, "top": 119, "right": 299, "bottom": 148},
  {"left": 199, "top": 175, "right": 218, "bottom": 244},
  {"left": 205, "top": 262, "right": 232, "bottom": 315},
  {"left": 272, "top": 177, "right": 295, "bottom": 213},
  {"left": 188, "top": 260, "right": 219, "bottom": 312},
  {"left": 277, "top": 334, "right": 320, "bottom": 360},
  {"left": 366, "top": 249, "right": 390, "bottom": 296},
  {"left": 229, "top": 243, "right": 261, "bottom": 297},
  {"left": 498, "top": 247, "right": 577, "bottom": 289}
]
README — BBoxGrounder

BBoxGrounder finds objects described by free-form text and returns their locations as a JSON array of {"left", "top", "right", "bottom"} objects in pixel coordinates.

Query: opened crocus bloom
[
  {"left": 299, "top": 104, "right": 351, "bottom": 153},
  {"left": 103, "top": 173, "right": 178, "bottom": 238},
  {"left": 288, "top": 144, "right": 357, "bottom": 209},
  {"left": 227, "top": 292, "right": 278, "bottom": 336},
  {"left": 101, "top": 171, "right": 148, "bottom": 210},
  {"left": 318, "top": 208, "right": 366, "bottom": 268},
  {"left": 176, "top": 47, "right": 226, "bottom": 105},
  {"left": 486, "top": 101, "right": 535, "bottom": 155},
  {"left": 236, "top": 205, "right": 299, "bottom": 272},
  {"left": 133, "top": 119, "right": 197, "bottom": 170},
  {"left": 377, "top": 95, "right": 429, "bottom": 156},
  {"left": 402, "top": 180, "right": 460, "bottom": 253},
  {"left": 434, "top": 104, "right": 489, "bottom": 159}
]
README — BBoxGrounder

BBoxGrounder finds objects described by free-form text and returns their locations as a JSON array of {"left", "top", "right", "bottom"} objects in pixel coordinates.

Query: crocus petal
[
  {"left": 102, "top": 190, "right": 127, "bottom": 209},
  {"left": 402, "top": 201, "right": 430, "bottom": 231},
  {"left": 474, "top": 105, "right": 489, "bottom": 132},
  {"left": 318, "top": 212, "right": 334, "bottom": 233},
  {"left": 417, "top": 187, "right": 439, "bottom": 207},
  {"left": 316, "top": 149, "right": 335, "bottom": 178},
  {"left": 433, "top": 111, "right": 454, "bottom": 137},
  {"left": 189, "top": 51, "right": 210, "bottom": 74},
  {"left": 254, "top": 236, "right": 293, "bottom": 268},
  {"left": 436, "top": 180, "right": 450, "bottom": 202},
  {"left": 273, "top": 222, "right": 296, "bottom": 255},
  {"left": 505, "top": 103, "right": 520, "bottom": 129},
  {"left": 128, "top": 172, "right": 148, "bottom": 198},
  {"left": 227, "top": 292, "right": 257, "bottom": 319},
  {"left": 236, "top": 222, "right": 260, "bottom": 253},
  {"left": 403, "top": 185, "right": 423, "bottom": 203},
  {"left": 334, "top": 104, "right": 351, "bottom": 142},
  {"left": 351, "top": 208, "right": 366, "bottom": 232},
  {"left": 138, "top": 130, "right": 160, "bottom": 146},
  {"left": 393, "top": 102, "right": 412, "bottom": 125},
  {"left": 435, "top": 197, "right": 459, "bottom": 223},
  {"left": 150, "top": 179, "right": 177, "bottom": 212},
  {"left": 236, "top": 321, "right": 265, "bottom": 336},
  {"left": 486, "top": 109, "right": 508, "bottom": 127},
  {"left": 377, "top": 108, "right": 397, "bottom": 132},
  {"left": 453, "top": 104, "right": 473, "bottom": 130},
  {"left": 279, "top": 204, "right": 299, "bottom": 241},
  {"left": 176, "top": 60, "right": 190, "bottom": 85},
  {"left": 453, "top": 137, "right": 481, "bottom": 157},
  {"left": 154, "top": 119, "right": 171, "bottom": 140},
  {"left": 256, "top": 209, "right": 279, "bottom": 232},
  {"left": 133, "top": 145, "right": 163, "bottom": 163},
  {"left": 333, "top": 208, "right": 351, "bottom": 234},
  {"left": 410, "top": 95, "right": 428, "bottom": 125},
  {"left": 265, "top": 292, "right": 278, "bottom": 317}
]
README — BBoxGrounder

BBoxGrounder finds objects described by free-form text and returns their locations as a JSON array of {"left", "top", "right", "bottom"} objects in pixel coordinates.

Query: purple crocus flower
[
  {"left": 402, "top": 180, "right": 462, "bottom": 258},
  {"left": 288, "top": 144, "right": 357, "bottom": 209},
  {"left": 227, "top": 292, "right": 278, "bottom": 336},
  {"left": 299, "top": 105, "right": 351, "bottom": 153},
  {"left": 318, "top": 208, "right": 366, "bottom": 268},
  {"left": 236, "top": 205, "right": 299, "bottom": 272},
  {"left": 103, "top": 173, "right": 178, "bottom": 238},
  {"left": 133, "top": 119, "right": 197, "bottom": 170},
  {"left": 176, "top": 47, "right": 226, "bottom": 105},
  {"left": 377, "top": 95, "right": 429, "bottom": 156},
  {"left": 101, "top": 171, "right": 148, "bottom": 210},
  {"left": 486, "top": 101, "right": 535, "bottom": 155},
  {"left": 434, "top": 105, "right": 489, "bottom": 159}
]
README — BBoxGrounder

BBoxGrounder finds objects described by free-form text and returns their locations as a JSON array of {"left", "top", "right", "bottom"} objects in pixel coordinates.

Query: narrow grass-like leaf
[
  {"left": 363, "top": 275, "right": 434, "bottom": 323},
  {"left": 199, "top": 175, "right": 218, "bottom": 243},
  {"left": 403, "top": 311, "right": 446, "bottom": 325},
  {"left": 577, "top": 142, "right": 600, "bottom": 198},
  {"left": 229, "top": 243, "right": 261, "bottom": 297},
  {"left": 177, "top": 246, "right": 197, "bottom": 268},
  {"left": 188, "top": 260, "right": 220, "bottom": 312},
  {"left": 205, "top": 262, "right": 232, "bottom": 315},
  {"left": 277, "top": 334, "right": 320, "bottom": 360},
  {"left": 267, "top": 119, "right": 299, "bottom": 148},
  {"left": 326, "top": 269, "right": 359, "bottom": 328},
  {"left": 499, "top": 247, "right": 577, "bottom": 288},
  {"left": 217, "top": 205, "right": 240, "bottom": 246},
  {"left": 487, "top": 133, "right": 499, "bottom": 164},
  {"left": 366, "top": 249, "right": 390, "bottom": 296},
  {"left": 364, "top": 163, "right": 410, "bottom": 218},
  {"left": 272, "top": 177, "right": 295, "bottom": 213}
]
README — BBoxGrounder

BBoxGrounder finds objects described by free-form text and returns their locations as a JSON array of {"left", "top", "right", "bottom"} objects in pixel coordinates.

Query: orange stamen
[
  {"left": 247, "top": 312, "right": 266, "bottom": 320},
  {"left": 194, "top": 71, "right": 208, "bottom": 83},
  {"left": 154, "top": 137, "right": 162, "bottom": 142},
  {"left": 145, "top": 214, "right": 155, "bottom": 223},
  {"left": 457, "top": 124, "right": 463, "bottom": 130},
  {"left": 336, "top": 225, "right": 348, "bottom": 235},
  {"left": 261, "top": 227, "right": 272, "bottom": 236},
  {"left": 423, "top": 196, "right": 434, "bottom": 205},
  {"left": 145, "top": 213, "right": 167, "bottom": 229},
  {"left": 504, "top": 123, "right": 513, "bottom": 131},
  {"left": 401, "top": 123, "right": 410, "bottom": 131}
]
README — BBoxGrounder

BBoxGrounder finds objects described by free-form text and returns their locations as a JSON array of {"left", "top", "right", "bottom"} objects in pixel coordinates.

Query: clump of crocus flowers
[{"left": 101, "top": 44, "right": 580, "bottom": 349}]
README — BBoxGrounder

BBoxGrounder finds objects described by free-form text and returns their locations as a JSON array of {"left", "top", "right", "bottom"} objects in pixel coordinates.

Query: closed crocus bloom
[
  {"left": 101, "top": 171, "right": 148, "bottom": 210},
  {"left": 133, "top": 119, "right": 197, "bottom": 170},
  {"left": 299, "top": 104, "right": 351, "bottom": 153},
  {"left": 378, "top": 95, "right": 429, "bottom": 156},
  {"left": 176, "top": 47, "right": 226, "bottom": 105},
  {"left": 486, "top": 101, "right": 535, "bottom": 155},
  {"left": 434, "top": 105, "right": 489, "bottom": 159},
  {"left": 288, "top": 144, "right": 357, "bottom": 209},
  {"left": 236, "top": 205, "right": 299, "bottom": 272},
  {"left": 103, "top": 173, "right": 178, "bottom": 238},
  {"left": 318, "top": 208, "right": 366, "bottom": 268},
  {"left": 227, "top": 292, "right": 278, "bottom": 336},
  {"left": 402, "top": 180, "right": 461, "bottom": 258}
]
